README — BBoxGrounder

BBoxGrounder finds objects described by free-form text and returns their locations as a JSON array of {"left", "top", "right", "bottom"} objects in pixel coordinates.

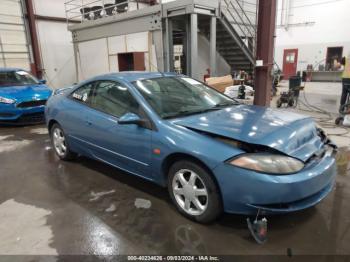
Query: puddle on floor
[
  {"left": 0, "top": 199, "right": 57, "bottom": 255},
  {"left": 134, "top": 198, "right": 152, "bottom": 209},
  {"left": 89, "top": 190, "right": 116, "bottom": 202},
  {"left": 0, "top": 136, "right": 32, "bottom": 153},
  {"left": 30, "top": 128, "right": 49, "bottom": 135}
]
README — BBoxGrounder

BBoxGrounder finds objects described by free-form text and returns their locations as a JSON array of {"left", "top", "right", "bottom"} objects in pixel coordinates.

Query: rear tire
[
  {"left": 50, "top": 123, "right": 77, "bottom": 161},
  {"left": 168, "top": 160, "right": 222, "bottom": 223}
]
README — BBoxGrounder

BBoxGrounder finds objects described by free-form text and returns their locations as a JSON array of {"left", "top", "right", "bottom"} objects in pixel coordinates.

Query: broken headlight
[{"left": 228, "top": 153, "right": 304, "bottom": 175}]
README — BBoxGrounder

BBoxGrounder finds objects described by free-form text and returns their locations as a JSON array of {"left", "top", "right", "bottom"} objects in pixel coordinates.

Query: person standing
[{"left": 340, "top": 52, "right": 350, "bottom": 112}]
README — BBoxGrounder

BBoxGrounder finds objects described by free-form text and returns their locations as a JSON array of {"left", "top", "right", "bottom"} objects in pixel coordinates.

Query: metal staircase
[
  {"left": 199, "top": 0, "right": 257, "bottom": 72},
  {"left": 66, "top": 0, "right": 257, "bottom": 79}
]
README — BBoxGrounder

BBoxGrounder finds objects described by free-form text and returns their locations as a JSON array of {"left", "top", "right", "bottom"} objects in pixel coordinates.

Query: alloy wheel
[
  {"left": 52, "top": 127, "right": 67, "bottom": 157},
  {"left": 172, "top": 169, "right": 209, "bottom": 216}
]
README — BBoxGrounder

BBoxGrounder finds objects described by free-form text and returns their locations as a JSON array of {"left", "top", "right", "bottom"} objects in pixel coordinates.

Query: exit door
[{"left": 283, "top": 49, "right": 298, "bottom": 79}]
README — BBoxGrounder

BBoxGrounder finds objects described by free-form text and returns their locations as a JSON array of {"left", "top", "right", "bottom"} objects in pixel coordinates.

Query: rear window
[{"left": 0, "top": 71, "right": 39, "bottom": 87}]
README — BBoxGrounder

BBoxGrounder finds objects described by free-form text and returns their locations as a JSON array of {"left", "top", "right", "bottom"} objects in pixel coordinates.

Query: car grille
[
  {"left": 17, "top": 100, "right": 47, "bottom": 108},
  {"left": 0, "top": 112, "right": 15, "bottom": 117}
]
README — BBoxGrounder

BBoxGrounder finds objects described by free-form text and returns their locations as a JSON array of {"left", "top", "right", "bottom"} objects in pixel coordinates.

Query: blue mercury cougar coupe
[
  {"left": 0, "top": 68, "right": 52, "bottom": 124},
  {"left": 45, "top": 72, "right": 337, "bottom": 223}
]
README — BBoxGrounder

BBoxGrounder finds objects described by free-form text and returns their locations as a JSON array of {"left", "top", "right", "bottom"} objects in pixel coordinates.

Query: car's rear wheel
[
  {"left": 50, "top": 123, "right": 77, "bottom": 161},
  {"left": 168, "top": 160, "right": 222, "bottom": 223}
]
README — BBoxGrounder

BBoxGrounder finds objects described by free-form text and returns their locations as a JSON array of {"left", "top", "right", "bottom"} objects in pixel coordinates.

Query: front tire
[
  {"left": 50, "top": 123, "right": 77, "bottom": 161},
  {"left": 168, "top": 160, "right": 222, "bottom": 223}
]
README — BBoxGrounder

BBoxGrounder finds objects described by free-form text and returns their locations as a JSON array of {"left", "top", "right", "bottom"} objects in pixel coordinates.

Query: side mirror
[
  {"left": 118, "top": 112, "right": 145, "bottom": 126},
  {"left": 39, "top": 79, "right": 47, "bottom": 85}
]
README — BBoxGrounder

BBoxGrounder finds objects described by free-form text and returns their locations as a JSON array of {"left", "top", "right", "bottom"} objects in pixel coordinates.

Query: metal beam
[
  {"left": 24, "top": 0, "right": 42, "bottom": 78},
  {"left": 72, "top": 13, "right": 161, "bottom": 43},
  {"left": 152, "top": 30, "right": 165, "bottom": 72},
  {"left": 254, "top": 0, "right": 277, "bottom": 107},
  {"left": 164, "top": 18, "right": 170, "bottom": 71},
  {"left": 33, "top": 14, "right": 80, "bottom": 24},
  {"left": 166, "top": 17, "right": 174, "bottom": 72},
  {"left": 73, "top": 42, "right": 79, "bottom": 83},
  {"left": 190, "top": 13, "right": 198, "bottom": 79},
  {"left": 210, "top": 16, "right": 217, "bottom": 77},
  {"left": 185, "top": 15, "right": 191, "bottom": 76}
]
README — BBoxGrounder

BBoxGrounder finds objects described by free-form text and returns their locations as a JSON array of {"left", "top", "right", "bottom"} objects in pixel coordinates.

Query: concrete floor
[{"left": 0, "top": 82, "right": 350, "bottom": 256}]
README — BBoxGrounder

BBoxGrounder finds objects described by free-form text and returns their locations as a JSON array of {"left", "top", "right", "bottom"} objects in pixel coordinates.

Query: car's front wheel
[
  {"left": 168, "top": 160, "right": 222, "bottom": 223},
  {"left": 50, "top": 123, "right": 77, "bottom": 161}
]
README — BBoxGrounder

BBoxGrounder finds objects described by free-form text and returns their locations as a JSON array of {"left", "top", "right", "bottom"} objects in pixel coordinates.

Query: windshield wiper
[
  {"left": 163, "top": 102, "right": 239, "bottom": 119},
  {"left": 211, "top": 102, "right": 238, "bottom": 109},
  {"left": 163, "top": 110, "right": 202, "bottom": 119},
  {"left": 164, "top": 107, "right": 223, "bottom": 119}
]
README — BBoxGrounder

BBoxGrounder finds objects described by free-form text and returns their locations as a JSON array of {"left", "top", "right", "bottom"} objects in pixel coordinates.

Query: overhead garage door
[{"left": 0, "top": 0, "right": 30, "bottom": 70}]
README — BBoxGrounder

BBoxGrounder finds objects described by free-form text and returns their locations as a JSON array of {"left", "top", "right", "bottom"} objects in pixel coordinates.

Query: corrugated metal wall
[{"left": 0, "top": 0, "right": 31, "bottom": 70}]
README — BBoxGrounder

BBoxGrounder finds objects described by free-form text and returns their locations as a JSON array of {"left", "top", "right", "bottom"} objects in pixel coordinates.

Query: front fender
[{"left": 151, "top": 122, "right": 244, "bottom": 185}]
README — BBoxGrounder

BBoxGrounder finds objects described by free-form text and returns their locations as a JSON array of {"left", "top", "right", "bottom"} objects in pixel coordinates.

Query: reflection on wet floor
[{"left": 0, "top": 125, "right": 350, "bottom": 255}]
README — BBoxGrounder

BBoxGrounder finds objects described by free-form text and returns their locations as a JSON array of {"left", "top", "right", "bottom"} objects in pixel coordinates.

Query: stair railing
[
  {"left": 65, "top": 0, "right": 158, "bottom": 27},
  {"left": 220, "top": 0, "right": 257, "bottom": 56}
]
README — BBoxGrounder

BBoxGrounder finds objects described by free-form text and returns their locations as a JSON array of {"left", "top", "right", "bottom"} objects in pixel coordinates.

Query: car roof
[
  {"left": 96, "top": 71, "right": 180, "bottom": 83},
  {"left": 0, "top": 67, "right": 23, "bottom": 73}
]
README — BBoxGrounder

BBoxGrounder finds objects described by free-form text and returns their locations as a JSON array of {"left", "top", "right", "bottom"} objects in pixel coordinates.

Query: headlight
[
  {"left": 0, "top": 96, "right": 16, "bottom": 104},
  {"left": 228, "top": 153, "right": 304, "bottom": 175}
]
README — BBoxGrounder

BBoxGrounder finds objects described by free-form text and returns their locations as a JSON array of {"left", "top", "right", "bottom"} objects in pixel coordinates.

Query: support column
[
  {"left": 164, "top": 17, "right": 173, "bottom": 72},
  {"left": 24, "top": 0, "right": 42, "bottom": 79},
  {"left": 185, "top": 15, "right": 191, "bottom": 76},
  {"left": 254, "top": 0, "right": 277, "bottom": 107},
  {"left": 210, "top": 16, "right": 217, "bottom": 77},
  {"left": 73, "top": 42, "right": 79, "bottom": 83},
  {"left": 190, "top": 13, "right": 198, "bottom": 79}
]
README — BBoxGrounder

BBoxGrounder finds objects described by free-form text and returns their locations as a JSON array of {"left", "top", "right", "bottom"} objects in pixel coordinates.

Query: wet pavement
[{"left": 0, "top": 124, "right": 349, "bottom": 256}]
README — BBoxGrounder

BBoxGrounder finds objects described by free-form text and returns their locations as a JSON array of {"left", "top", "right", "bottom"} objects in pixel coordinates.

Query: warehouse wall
[
  {"left": 76, "top": 32, "right": 158, "bottom": 81},
  {"left": 33, "top": 0, "right": 75, "bottom": 89},
  {"left": 197, "top": 34, "right": 231, "bottom": 81},
  {"left": 76, "top": 31, "right": 230, "bottom": 82},
  {"left": 0, "top": 0, "right": 30, "bottom": 70},
  {"left": 275, "top": 0, "right": 350, "bottom": 72}
]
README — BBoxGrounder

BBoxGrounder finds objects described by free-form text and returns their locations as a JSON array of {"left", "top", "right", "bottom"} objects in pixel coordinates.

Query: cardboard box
[{"left": 206, "top": 75, "right": 234, "bottom": 93}]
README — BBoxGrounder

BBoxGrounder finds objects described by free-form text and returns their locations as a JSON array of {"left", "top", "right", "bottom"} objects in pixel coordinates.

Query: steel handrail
[
  {"left": 222, "top": 2, "right": 247, "bottom": 38},
  {"left": 232, "top": 9, "right": 254, "bottom": 37},
  {"left": 226, "top": 0, "right": 255, "bottom": 38},
  {"left": 65, "top": 0, "right": 151, "bottom": 25},
  {"left": 220, "top": 0, "right": 257, "bottom": 55},
  {"left": 232, "top": 0, "right": 255, "bottom": 30}
]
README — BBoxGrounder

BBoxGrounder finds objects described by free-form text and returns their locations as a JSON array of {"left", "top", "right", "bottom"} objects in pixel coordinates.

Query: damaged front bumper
[{"left": 213, "top": 147, "right": 337, "bottom": 215}]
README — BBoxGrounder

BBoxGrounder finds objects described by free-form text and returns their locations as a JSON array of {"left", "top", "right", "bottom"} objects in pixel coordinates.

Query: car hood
[
  {"left": 171, "top": 105, "right": 324, "bottom": 162},
  {"left": 0, "top": 85, "right": 52, "bottom": 100}
]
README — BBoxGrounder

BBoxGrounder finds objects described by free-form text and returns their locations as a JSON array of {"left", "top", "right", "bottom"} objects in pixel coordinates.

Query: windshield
[
  {"left": 0, "top": 70, "right": 39, "bottom": 87},
  {"left": 133, "top": 76, "right": 238, "bottom": 119}
]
